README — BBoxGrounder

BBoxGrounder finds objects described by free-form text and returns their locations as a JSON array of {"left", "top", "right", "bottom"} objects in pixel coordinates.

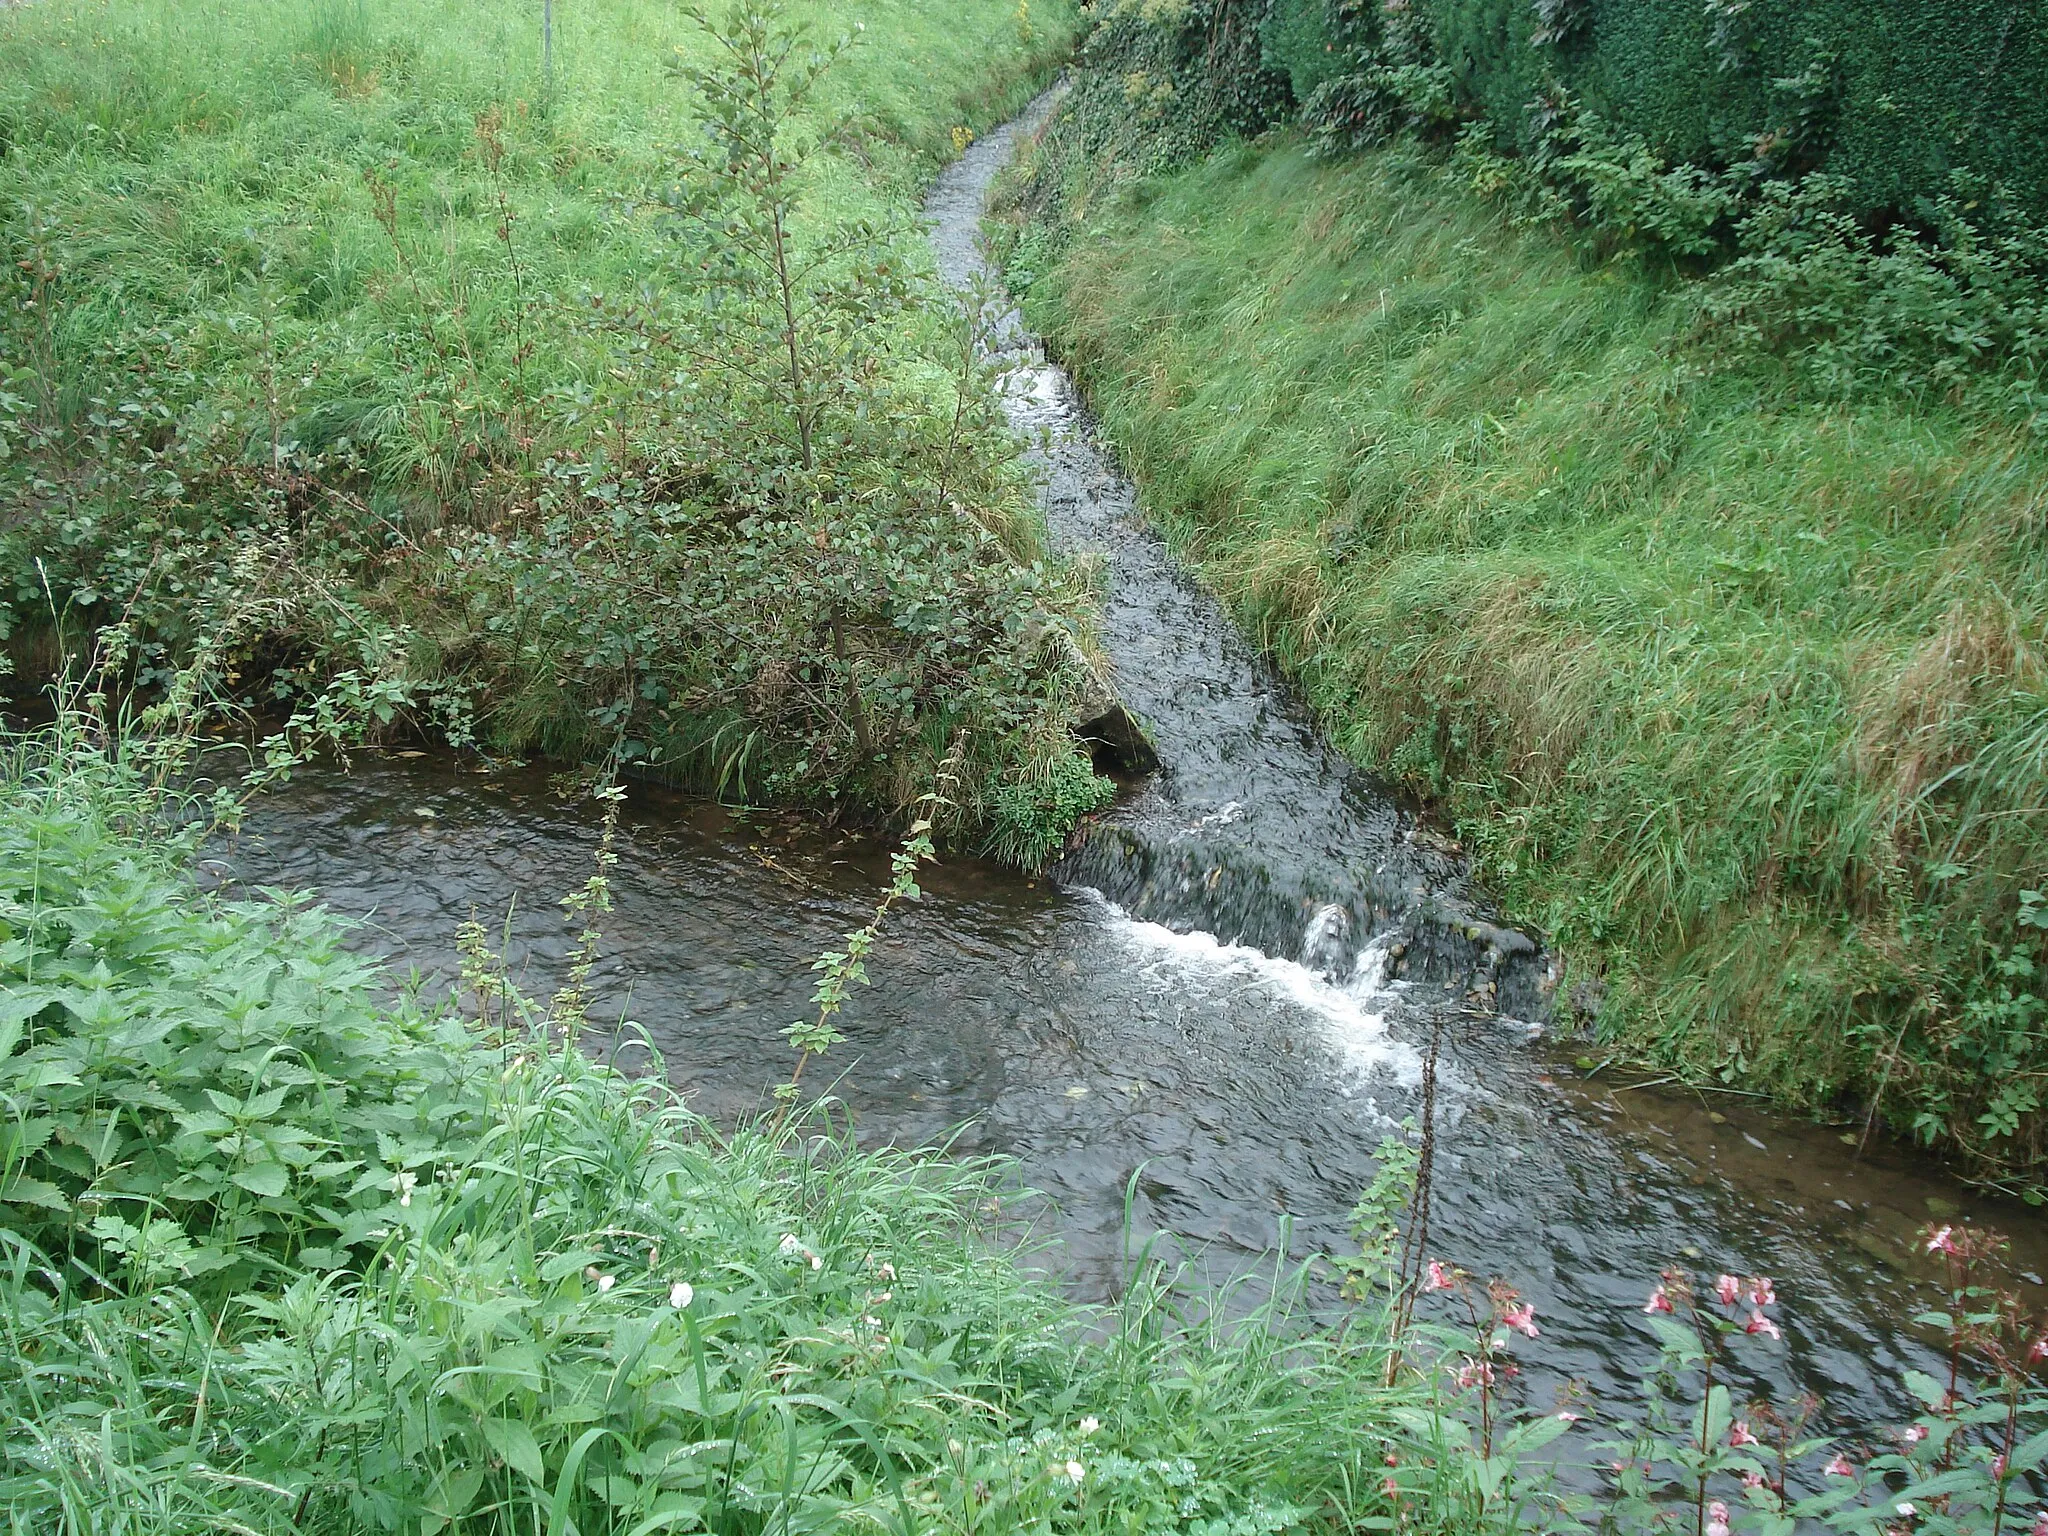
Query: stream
[{"left": 217, "top": 97, "right": 2048, "bottom": 1433}]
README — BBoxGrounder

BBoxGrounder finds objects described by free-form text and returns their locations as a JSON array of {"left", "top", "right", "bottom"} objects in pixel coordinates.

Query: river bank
[
  {"left": 1000, "top": 109, "right": 2048, "bottom": 1183},
  {"left": 0, "top": 0, "right": 1110, "bottom": 857},
  {"left": 10, "top": 67, "right": 2048, "bottom": 1530},
  {"left": 203, "top": 98, "right": 2048, "bottom": 1448}
]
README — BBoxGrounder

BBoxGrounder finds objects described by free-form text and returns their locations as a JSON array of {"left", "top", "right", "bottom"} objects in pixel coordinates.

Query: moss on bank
[{"left": 1008, "top": 131, "right": 2048, "bottom": 1177}]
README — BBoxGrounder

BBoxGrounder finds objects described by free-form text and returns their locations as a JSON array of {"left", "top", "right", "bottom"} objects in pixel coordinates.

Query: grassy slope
[
  {"left": 1022, "top": 137, "right": 2048, "bottom": 1167},
  {"left": 0, "top": 0, "right": 1099, "bottom": 846},
  {"left": 0, "top": 0, "right": 1068, "bottom": 467}
]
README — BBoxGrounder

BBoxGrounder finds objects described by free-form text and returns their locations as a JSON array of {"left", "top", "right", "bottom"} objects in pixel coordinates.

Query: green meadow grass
[
  {"left": 0, "top": 0, "right": 1072, "bottom": 523},
  {"left": 1019, "top": 136, "right": 2048, "bottom": 1173},
  {"left": 0, "top": 0, "right": 1113, "bottom": 849}
]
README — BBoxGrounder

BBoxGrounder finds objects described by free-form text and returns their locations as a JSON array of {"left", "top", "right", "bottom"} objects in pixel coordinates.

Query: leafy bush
[
  {"left": 1707, "top": 175, "right": 2048, "bottom": 415},
  {"left": 1035, "top": 0, "right": 2048, "bottom": 411}
]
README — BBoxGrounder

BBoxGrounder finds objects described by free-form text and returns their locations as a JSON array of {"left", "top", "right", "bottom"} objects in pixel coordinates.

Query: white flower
[
  {"left": 1898, "top": 1505, "right": 1917, "bottom": 1518},
  {"left": 669, "top": 1281, "right": 694, "bottom": 1309},
  {"left": 585, "top": 1265, "right": 615, "bottom": 1293},
  {"left": 878, "top": 1261, "right": 897, "bottom": 1281},
  {"left": 779, "top": 1233, "right": 823, "bottom": 1270},
  {"left": 1064, "top": 1460, "right": 1086, "bottom": 1485},
  {"left": 947, "top": 1439, "right": 964, "bottom": 1456},
  {"left": 390, "top": 1170, "right": 418, "bottom": 1208},
  {"left": 1079, "top": 1416, "right": 1100, "bottom": 1436}
]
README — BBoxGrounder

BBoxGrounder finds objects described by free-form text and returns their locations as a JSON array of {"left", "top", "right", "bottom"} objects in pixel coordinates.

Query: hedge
[{"left": 1259, "top": 0, "right": 2048, "bottom": 218}]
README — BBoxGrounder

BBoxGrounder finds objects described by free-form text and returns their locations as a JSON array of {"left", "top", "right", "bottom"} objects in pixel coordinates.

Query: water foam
[{"left": 1079, "top": 890, "right": 1421, "bottom": 1087}]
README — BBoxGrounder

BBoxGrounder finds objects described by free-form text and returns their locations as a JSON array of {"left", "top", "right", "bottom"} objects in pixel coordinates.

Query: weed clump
[{"left": 0, "top": 712, "right": 1409, "bottom": 1531}]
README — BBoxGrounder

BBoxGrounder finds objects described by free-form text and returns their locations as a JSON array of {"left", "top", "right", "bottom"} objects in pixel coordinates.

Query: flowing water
[{"left": 219, "top": 97, "right": 2048, "bottom": 1432}]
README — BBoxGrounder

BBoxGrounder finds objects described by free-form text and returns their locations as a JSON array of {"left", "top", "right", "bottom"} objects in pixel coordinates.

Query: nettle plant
[{"left": 1392, "top": 1224, "right": 2048, "bottom": 1536}]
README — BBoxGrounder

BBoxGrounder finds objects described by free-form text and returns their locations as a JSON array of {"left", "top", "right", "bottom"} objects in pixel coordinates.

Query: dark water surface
[{"left": 221, "top": 99, "right": 2048, "bottom": 1434}]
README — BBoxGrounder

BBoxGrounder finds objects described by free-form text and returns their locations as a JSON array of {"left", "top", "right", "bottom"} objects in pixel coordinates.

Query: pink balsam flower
[
  {"left": 1926, "top": 1226, "right": 1956, "bottom": 1255},
  {"left": 1715, "top": 1274, "right": 1742, "bottom": 1306},
  {"left": 1706, "top": 1500, "right": 1732, "bottom": 1536},
  {"left": 1744, "top": 1309, "right": 1782, "bottom": 1339},
  {"left": 1728, "top": 1421, "right": 1760, "bottom": 1448},
  {"left": 1453, "top": 1359, "right": 1497, "bottom": 1391},
  {"left": 1824, "top": 1454, "right": 1856, "bottom": 1478},
  {"left": 1502, "top": 1302, "right": 1539, "bottom": 1338},
  {"left": 1748, "top": 1276, "right": 1777, "bottom": 1307},
  {"left": 1644, "top": 1284, "right": 1674, "bottom": 1314},
  {"left": 1423, "top": 1259, "right": 1456, "bottom": 1291}
]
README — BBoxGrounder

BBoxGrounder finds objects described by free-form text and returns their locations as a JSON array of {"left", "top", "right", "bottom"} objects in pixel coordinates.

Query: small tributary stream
[{"left": 220, "top": 96, "right": 2048, "bottom": 1433}]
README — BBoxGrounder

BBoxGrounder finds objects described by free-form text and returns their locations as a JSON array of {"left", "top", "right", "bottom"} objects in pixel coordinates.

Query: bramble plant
[{"left": 440, "top": 0, "right": 1111, "bottom": 851}]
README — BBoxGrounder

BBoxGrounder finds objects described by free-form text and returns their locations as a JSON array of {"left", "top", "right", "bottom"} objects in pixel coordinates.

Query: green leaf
[
  {"left": 231, "top": 1161, "right": 289, "bottom": 1197},
  {"left": 1501, "top": 1412, "right": 1577, "bottom": 1458},
  {"left": 541, "top": 1248, "right": 604, "bottom": 1284},
  {"left": 1904, "top": 1370, "right": 1947, "bottom": 1410},
  {"left": 547, "top": 1427, "right": 618, "bottom": 1536},
  {"left": 426, "top": 1465, "right": 485, "bottom": 1522},
  {"left": 482, "top": 1416, "right": 548, "bottom": 1484},
  {"left": 1, "top": 1175, "right": 70, "bottom": 1211},
  {"left": 2008, "top": 1426, "right": 2048, "bottom": 1474}
]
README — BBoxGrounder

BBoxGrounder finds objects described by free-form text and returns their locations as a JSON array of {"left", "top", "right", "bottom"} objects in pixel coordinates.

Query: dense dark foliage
[{"left": 1038, "top": 0, "right": 2048, "bottom": 418}]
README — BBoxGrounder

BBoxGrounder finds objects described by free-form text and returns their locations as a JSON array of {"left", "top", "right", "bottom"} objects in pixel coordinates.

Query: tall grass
[
  {"left": 1014, "top": 135, "right": 2048, "bottom": 1174},
  {"left": 0, "top": 714, "right": 1423, "bottom": 1533},
  {"left": 0, "top": 0, "right": 1096, "bottom": 846},
  {"left": 0, "top": 0, "right": 1069, "bottom": 475}
]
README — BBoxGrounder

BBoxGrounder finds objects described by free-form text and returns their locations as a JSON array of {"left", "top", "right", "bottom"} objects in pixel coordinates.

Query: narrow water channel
[{"left": 219, "top": 96, "right": 2048, "bottom": 1435}]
